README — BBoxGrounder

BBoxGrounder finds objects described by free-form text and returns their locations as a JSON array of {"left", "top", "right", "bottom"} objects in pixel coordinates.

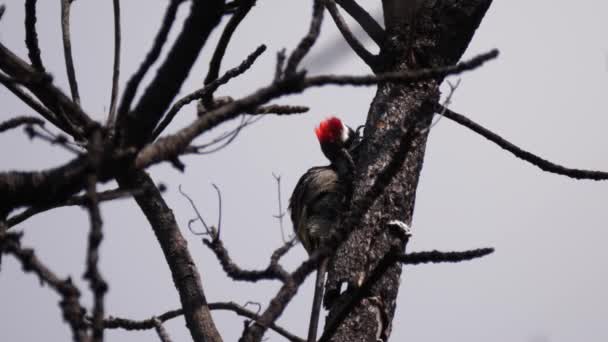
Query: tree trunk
[{"left": 324, "top": 1, "right": 493, "bottom": 341}]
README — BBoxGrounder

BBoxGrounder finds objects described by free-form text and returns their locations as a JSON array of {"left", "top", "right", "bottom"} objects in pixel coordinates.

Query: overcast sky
[{"left": 1, "top": 1, "right": 608, "bottom": 341}]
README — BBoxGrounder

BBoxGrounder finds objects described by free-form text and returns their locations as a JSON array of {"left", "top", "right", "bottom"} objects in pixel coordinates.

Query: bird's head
[{"left": 314, "top": 116, "right": 355, "bottom": 163}]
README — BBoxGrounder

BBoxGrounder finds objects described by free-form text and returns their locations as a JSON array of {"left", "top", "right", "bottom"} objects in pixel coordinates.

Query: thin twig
[
  {"left": 0, "top": 73, "right": 73, "bottom": 136},
  {"left": 203, "top": 0, "right": 255, "bottom": 102},
  {"left": 25, "top": 0, "right": 45, "bottom": 72},
  {"left": 441, "top": 105, "right": 608, "bottom": 180},
  {"left": 24, "top": 125, "right": 83, "bottom": 154},
  {"left": 152, "top": 45, "right": 266, "bottom": 140},
  {"left": 285, "top": 0, "right": 324, "bottom": 75},
  {"left": 60, "top": 0, "right": 80, "bottom": 104},
  {"left": 106, "top": 0, "right": 121, "bottom": 127},
  {"left": 0, "top": 232, "right": 88, "bottom": 342},
  {"left": 271, "top": 173, "right": 288, "bottom": 243},
  {"left": 7, "top": 188, "right": 145, "bottom": 228},
  {"left": 326, "top": 0, "right": 378, "bottom": 68},
  {"left": 102, "top": 302, "right": 305, "bottom": 342},
  {"left": 178, "top": 185, "right": 215, "bottom": 237},
  {"left": 117, "top": 0, "right": 184, "bottom": 118},
  {"left": 0, "top": 116, "right": 44, "bottom": 133}
]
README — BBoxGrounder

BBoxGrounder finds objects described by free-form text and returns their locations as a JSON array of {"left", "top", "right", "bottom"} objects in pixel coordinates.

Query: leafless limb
[
  {"left": 325, "top": 0, "right": 378, "bottom": 68},
  {"left": 60, "top": 0, "right": 80, "bottom": 104},
  {"left": 285, "top": 0, "right": 324, "bottom": 75},
  {"left": 202, "top": 235, "right": 291, "bottom": 283},
  {"left": 152, "top": 318, "right": 173, "bottom": 342},
  {"left": 0, "top": 116, "right": 44, "bottom": 133},
  {"left": 83, "top": 130, "right": 107, "bottom": 342},
  {"left": 203, "top": 0, "right": 255, "bottom": 105},
  {"left": 7, "top": 187, "right": 145, "bottom": 228},
  {"left": 119, "top": 0, "right": 225, "bottom": 146},
  {"left": 102, "top": 302, "right": 305, "bottom": 342},
  {"left": 135, "top": 50, "right": 499, "bottom": 170},
  {"left": 0, "top": 42, "right": 97, "bottom": 137},
  {"left": 152, "top": 44, "right": 267, "bottom": 141},
  {"left": 254, "top": 104, "right": 309, "bottom": 115},
  {"left": 396, "top": 247, "right": 494, "bottom": 264},
  {"left": 320, "top": 247, "right": 494, "bottom": 342},
  {"left": 24, "top": 124, "right": 83, "bottom": 154},
  {"left": 440, "top": 105, "right": 608, "bottom": 180},
  {"left": 271, "top": 173, "right": 289, "bottom": 243},
  {"left": 335, "top": 0, "right": 385, "bottom": 45},
  {"left": 106, "top": 0, "right": 121, "bottom": 127},
  {"left": 25, "top": 0, "right": 45, "bottom": 72},
  {"left": 117, "top": 0, "right": 184, "bottom": 119},
  {"left": 0, "top": 232, "right": 88, "bottom": 342},
  {"left": 0, "top": 73, "right": 73, "bottom": 136}
]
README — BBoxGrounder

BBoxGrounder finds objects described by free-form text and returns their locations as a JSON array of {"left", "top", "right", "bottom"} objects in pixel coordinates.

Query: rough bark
[
  {"left": 324, "top": 1, "right": 493, "bottom": 341},
  {"left": 116, "top": 170, "right": 222, "bottom": 342}
]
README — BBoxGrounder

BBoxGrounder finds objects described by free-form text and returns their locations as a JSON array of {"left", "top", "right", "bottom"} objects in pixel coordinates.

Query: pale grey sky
[{"left": 1, "top": 1, "right": 607, "bottom": 341}]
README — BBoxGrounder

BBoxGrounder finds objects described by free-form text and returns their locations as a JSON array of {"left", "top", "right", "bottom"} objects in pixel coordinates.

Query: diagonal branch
[
  {"left": 7, "top": 188, "right": 142, "bottom": 228},
  {"left": 0, "top": 42, "right": 97, "bottom": 137},
  {"left": 116, "top": 0, "right": 184, "bottom": 120},
  {"left": 151, "top": 44, "right": 266, "bottom": 140},
  {"left": 326, "top": 0, "right": 378, "bottom": 68},
  {"left": 106, "top": 0, "right": 121, "bottom": 127},
  {"left": 319, "top": 247, "right": 493, "bottom": 342},
  {"left": 120, "top": 0, "right": 225, "bottom": 146},
  {"left": 335, "top": 0, "right": 384, "bottom": 45},
  {"left": 440, "top": 105, "right": 608, "bottom": 180},
  {"left": 0, "top": 232, "right": 88, "bottom": 342},
  {"left": 60, "top": 0, "right": 80, "bottom": 104},
  {"left": 0, "top": 73, "right": 76, "bottom": 137},
  {"left": 203, "top": 0, "right": 255, "bottom": 91},
  {"left": 25, "top": 0, "right": 45, "bottom": 72},
  {"left": 284, "top": 0, "right": 324, "bottom": 75}
]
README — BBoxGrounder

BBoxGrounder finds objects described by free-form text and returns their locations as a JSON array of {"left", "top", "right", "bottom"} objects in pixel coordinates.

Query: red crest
[{"left": 314, "top": 117, "right": 343, "bottom": 144}]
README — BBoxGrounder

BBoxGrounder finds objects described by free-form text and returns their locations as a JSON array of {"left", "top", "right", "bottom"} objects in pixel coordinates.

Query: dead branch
[
  {"left": 106, "top": 0, "right": 121, "bottom": 127},
  {"left": 441, "top": 105, "right": 608, "bottom": 180},
  {"left": 83, "top": 131, "right": 107, "bottom": 342},
  {"left": 326, "top": 0, "right": 378, "bottom": 68},
  {"left": 203, "top": 0, "right": 255, "bottom": 106},
  {"left": 335, "top": 0, "right": 384, "bottom": 45},
  {"left": 25, "top": 0, "right": 45, "bottom": 72},
  {"left": 60, "top": 0, "right": 80, "bottom": 104},
  {"left": 0, "top": 116, "right": 44, "bottom": 133},
  {"left": 116, "top": 0, "right": 184, "bottom": 119},
  {"left": 7, "top": 187, "right": 143, "bottom": 228},
  {"left": 152, "top": 44, "right": 267, "bottom": 140},
  {"left": 119, "top": 0, "right": 225, "bottom": 146},
  {"left": 0, "top": 232, "right": 88, "bottom": 342},
  {"left": 284, "top": 0, "right": 324, "bottom": 75}
]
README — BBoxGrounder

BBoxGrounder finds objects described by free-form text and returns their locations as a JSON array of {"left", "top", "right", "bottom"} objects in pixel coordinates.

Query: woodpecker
[{"left": 289, "top": 116, "right": 358, "bottom": 342}]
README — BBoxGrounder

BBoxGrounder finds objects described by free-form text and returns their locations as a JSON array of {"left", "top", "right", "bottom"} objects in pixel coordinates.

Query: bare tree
[{"left": 1, "top": 1, "right": 606, "bottom": 342}]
